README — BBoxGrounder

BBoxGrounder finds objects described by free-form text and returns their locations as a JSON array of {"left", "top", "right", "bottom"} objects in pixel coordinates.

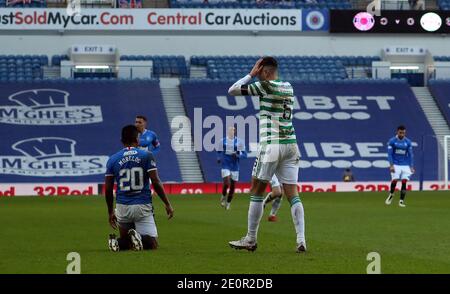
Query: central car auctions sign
[{"left": 0, "top": 8, "right": 329, "bottom": 31}]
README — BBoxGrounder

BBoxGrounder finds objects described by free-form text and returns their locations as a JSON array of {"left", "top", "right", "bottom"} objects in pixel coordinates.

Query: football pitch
[{"left": 1, "top": 191, "right": 450, "bottom": 274}]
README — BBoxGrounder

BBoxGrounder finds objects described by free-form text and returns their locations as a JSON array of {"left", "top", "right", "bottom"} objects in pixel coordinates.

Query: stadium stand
[
  {"left": 0, "top": 52, "right": 444, "bottom": 183},
  {"left": 428, "top": 79, "right": 450, "bottom": 127},
  {"left": 0, "top": 50, "right": 447, "bottom": 184},
  {"left": 170, "top": 0, "right": 353, "bottom": 10},
  {"left": 0, "top": 79, "right": 182, "bottom": 182},
  {"left": 438, "top": 0, "right": 450, "bottom": 10},
  {"left": 117, "top": 0, "right": 143, "bottom": 8},
  {"left": 0, "top": 0, "right": 119, "bottom": 8},
  {"left": 180, "top": 78, "right": 438, "bottom": 182},
  {"left": 3, "top": 0, "right": 47, "bottom": 7},
  {"left": 120, "top": 55, "right": 189, "bottom": 78},
  {"left": 191, "top": 55, "right": 380, "bottom": 81},
  {"left": 0, "top": 55, "right": 47, "bottom": 81},
  {"left": 37, "top": 54, "right": 380, "bottom": 80},
  {"left": 51, "top": 55, "right": 70, "bottom": 67},
  {"left": 0, "top": 0, "right": 354, "bottom": 9},
  {"left": 0, "top": 53, "right": 382, "bottom": 82},
  {"left": 434, "top": 56, "right": 450, "bottom": 62}
]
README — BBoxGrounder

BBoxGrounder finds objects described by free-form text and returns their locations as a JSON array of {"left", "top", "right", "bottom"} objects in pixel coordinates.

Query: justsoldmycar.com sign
[{"left": 0, "top": 8, "right": 329, "bottom": 31}]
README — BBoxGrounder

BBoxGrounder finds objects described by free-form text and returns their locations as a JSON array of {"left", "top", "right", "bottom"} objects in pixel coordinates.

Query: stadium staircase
[
  {"left": 43, "top": 66, "right": 60, "bottom": 79},
  {"left": 346, "top": 66, "right": 368, "bottom": 79},
  {"left": 160, "top": 78, "right": 204, "bottom": 182},
  {"left": 189, "top": 66, "right": 207, "bottom": 79},
  {"left": 412, "top": 87, "right": 450, "bottom": 149}
]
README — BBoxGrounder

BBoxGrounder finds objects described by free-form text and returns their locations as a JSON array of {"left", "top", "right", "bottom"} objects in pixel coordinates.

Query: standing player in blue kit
[{"left": 385, "top": 125, "right": 415, "bottom": 208}]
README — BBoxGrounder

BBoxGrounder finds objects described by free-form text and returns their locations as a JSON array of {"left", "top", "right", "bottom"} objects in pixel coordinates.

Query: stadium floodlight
[
  {"left": 75, "top": 65, "right": 110, "bottom": 69},
  {"left": 445, "top": 136, "right": 450, "bottom": 190}
]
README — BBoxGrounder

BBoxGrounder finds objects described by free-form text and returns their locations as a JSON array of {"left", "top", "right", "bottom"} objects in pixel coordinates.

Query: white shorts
[
  {"left": 221, "top": 169, "right": 239, "bottom": 181},
  {"left": 270, "top": 174, "right": 281, "bottom": 188},
  {"left": 391, "top": 165, "right": 413, "bottom": 181},
  {"left": 115, "top": 203, "right": 158, "bottom": 237},
  {"left": 252, "top": 143, "right": 300, "bottom": 185}
]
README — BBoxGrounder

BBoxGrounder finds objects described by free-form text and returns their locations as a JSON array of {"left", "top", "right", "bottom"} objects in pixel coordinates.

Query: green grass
[{"left": 1, "top": 192, "right": 450, "bottom": 274}]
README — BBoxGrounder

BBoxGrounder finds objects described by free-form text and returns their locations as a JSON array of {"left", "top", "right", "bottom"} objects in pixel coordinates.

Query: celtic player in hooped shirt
[{"left": 226, "top": 57, "right": 306, "bottom": 253}]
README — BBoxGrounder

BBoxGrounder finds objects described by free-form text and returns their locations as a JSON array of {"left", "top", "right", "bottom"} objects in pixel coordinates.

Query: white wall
[{"left": 1, "top": 33, "right": 450, "bottom": 57}]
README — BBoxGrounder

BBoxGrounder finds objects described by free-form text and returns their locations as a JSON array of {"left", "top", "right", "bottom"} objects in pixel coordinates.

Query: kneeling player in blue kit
[{"left": 105, "top": 125, "right": 174, "bottom": 251}]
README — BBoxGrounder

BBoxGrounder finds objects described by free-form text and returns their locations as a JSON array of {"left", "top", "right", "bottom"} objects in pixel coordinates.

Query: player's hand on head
[
  {"left": 109, "top": 213, "right": 118, "bottom": 230},
  {"left": 389, "top": 165, "right": 395, "bottom": 173},
  {"left": 250, "top": 58, "right": 264, "bottom": 77},
  {"left": 411, "top": 167, "right": 415, "bottom": 174},
  {"left": 166, "top": 205, "right": 174, "bottom": 219}
]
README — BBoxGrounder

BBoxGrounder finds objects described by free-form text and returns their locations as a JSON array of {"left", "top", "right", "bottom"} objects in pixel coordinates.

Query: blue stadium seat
[{"left": 51, "top": 56, "right": 61, "bottom": 66}]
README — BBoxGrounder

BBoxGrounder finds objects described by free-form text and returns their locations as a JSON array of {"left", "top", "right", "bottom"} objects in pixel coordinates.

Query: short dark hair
[
  {"left": 397, "top": 125, "right": 406, "bottom": 131},
  {"left": 121, "top": 125, "right": 139, "bottom": 145},
  {"left": 261, "top": 56, "right": 278, "bottom": 69},
  {"left": 136, "top": 115, "right": 147, "bottom": 122}
]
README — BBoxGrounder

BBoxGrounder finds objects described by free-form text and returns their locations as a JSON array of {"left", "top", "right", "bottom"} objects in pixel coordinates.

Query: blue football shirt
[
  {"left": 105, "top": 147, "right": 157, "bottom": 205},
  {"left": 387, "top": 136, "right": 414, "bottom": 167}
]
